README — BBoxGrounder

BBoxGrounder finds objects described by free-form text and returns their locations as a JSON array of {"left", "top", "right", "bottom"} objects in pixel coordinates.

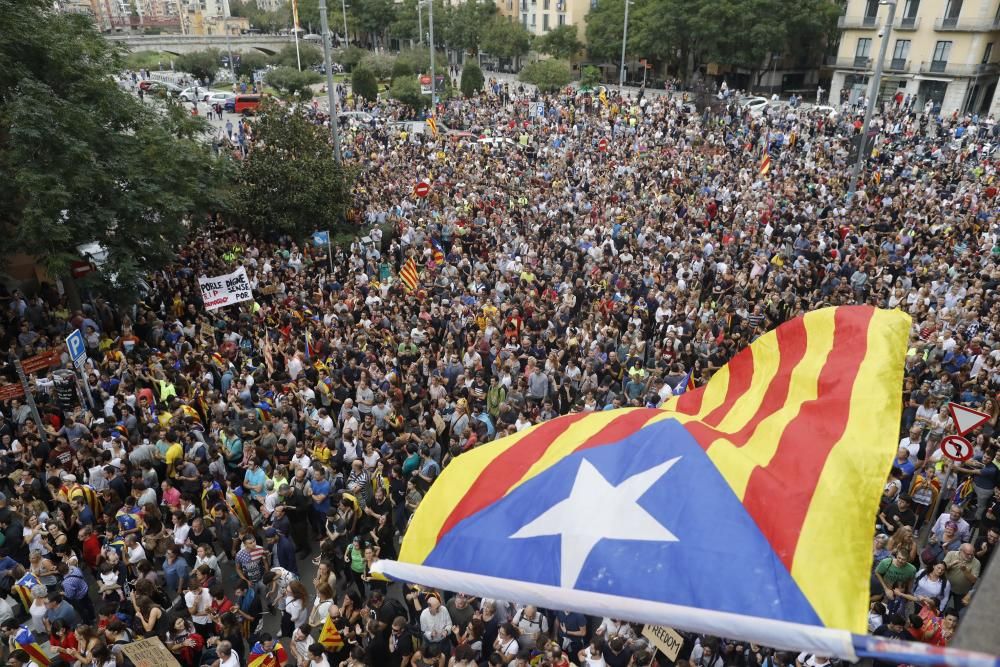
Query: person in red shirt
[
  {"left": 79, "top": 525, "right": 102, "bottom": 572},
  {"left": 209, "top": 584, "right": 235, "bottom": 633},
  {"left": 49, "top": 619, "right": 79, "bottom": 664}
]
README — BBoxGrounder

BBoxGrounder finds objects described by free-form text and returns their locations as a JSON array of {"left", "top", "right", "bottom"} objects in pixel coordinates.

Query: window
[
  {"left": 530, "top": 12, "right": 535, "bottom": 25},
  {"left": 864, "top": 0, "right": 879, "bottom": 17},
  {"left": 521, "top": 12, "right": 527, "bottom": 25},
  {"left": 543, "top": 0, "right": 549, "bottom": 8},
  {"left": 558, "top": 12, "right": 566, "bottom": 25},
  {"left": 855, "top": 38, "right": 872, "bottom": 57},
  {"left": 944, "top": 0, "right": 962, "bottom": 18},
  {"left": 984, "top": 42, "right": 994, "bottom": 64},
  {"left": 891, "top": 39, "right": 910, "bottom": 69},
  {"left": 933, "top": 40, "right": 952, "bottom": 61},
  {"left": 543, "top": 12, "right": 549, "bottom": 29},
  {"left": 903, "top": 0, "right": 920, "bottom": 17}
]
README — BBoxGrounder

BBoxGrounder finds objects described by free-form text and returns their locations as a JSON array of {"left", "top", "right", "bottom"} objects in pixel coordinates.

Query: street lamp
[
  {"left": 618, "top": 0, "right": 632, "bottom": 88},
  {"left": 221, "top": 0, "right": 235, "bottom": 82},
  {"left": 847, "top": 0, "right": 896, "bottom": 203},
  {"left": 341, "top": 0, "right": 349, "bottom": 46},
  {"left": 417, "top": 0, "right": 424, "bottom": 46},
  {"left": 428, "top": 0, "right": 437, "bottom": 105},
  {"left": 318, "top": 0, "right": 344, "bottom": 163}
]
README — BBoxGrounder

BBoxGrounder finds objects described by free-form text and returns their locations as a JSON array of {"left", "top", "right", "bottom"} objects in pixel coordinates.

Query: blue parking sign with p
[{"left": 66, "top": 329, "right": 86, "bottom": 370}]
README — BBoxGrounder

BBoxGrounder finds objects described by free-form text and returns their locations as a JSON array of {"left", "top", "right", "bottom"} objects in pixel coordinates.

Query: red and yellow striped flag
[
  {"left": 318, "top": 614, "right": 345, "bottom": 650},
  {"left": 400, "top": 258, "right": 419, "bottom": 292},
  {"left": 759, "top": 154, "right": 771, "bottom": 176},
  {"left": 374, "top": 306, "right": 910, "bottom": 657},
  {"left": 426, "top": 116, "right": 438, "bottom": 137}
]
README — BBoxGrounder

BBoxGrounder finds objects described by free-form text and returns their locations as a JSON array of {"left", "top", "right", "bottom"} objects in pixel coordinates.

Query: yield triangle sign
[{"left": 947, "top": 402, "right": 991, "bottom": 436}]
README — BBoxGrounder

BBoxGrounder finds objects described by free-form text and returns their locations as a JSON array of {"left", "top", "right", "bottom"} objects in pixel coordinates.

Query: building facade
[
  {"left": 829, "top": 0, "right": 1000, "bottom": 115},
  {"left": 495, "top": 0, "right": 589, "bottom": 39}
]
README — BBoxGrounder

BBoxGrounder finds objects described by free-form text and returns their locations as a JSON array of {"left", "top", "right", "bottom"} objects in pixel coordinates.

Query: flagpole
[
  {"left": 293, "top": 0, "right": 302, "bottom": 71},
  {"left": 327, "top": 230, "right": 334, "bottom": 273}
]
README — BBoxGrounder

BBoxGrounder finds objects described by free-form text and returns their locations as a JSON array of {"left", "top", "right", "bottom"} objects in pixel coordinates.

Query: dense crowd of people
[{"left": 0, "top": 70, "right": 998, "bottom": 667}]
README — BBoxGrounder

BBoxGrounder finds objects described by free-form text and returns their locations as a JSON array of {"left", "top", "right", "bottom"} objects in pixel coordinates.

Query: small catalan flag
[
  {"left": 400, "top": 258, "right": 419, "bottom": 292},
  {"left": 16, "top": 626, "right": 49, "bottom": 666},
  {"left": 319, "top": 614, "right": 345, "bottom": 650},
  {"left": 759, "top": 154, "right": 771, "bottom": 176},
  {"left": 426, "top": 116, "right": 438, "bottom": 137}
]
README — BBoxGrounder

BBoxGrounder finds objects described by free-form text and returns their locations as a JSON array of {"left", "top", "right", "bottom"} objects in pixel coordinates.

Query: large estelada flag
[
  {"left": 15, "top": 626, "right": 49, "bottom": 666},
  {"left": 374, "top": 306, "right": 913, "bottom": 660}
]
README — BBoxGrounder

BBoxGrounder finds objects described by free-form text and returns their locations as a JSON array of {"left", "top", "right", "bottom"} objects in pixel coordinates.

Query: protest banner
[{"left": 199, "top": 266, "right": 253, "bottom": 311}]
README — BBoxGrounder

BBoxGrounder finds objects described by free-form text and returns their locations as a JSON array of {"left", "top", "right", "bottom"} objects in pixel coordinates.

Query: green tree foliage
[
  {"left": 395, "top": 48, "right": 447, "bottom": 76},
  {"left": 481, "top": 17, "right": 532, "bottom": 61},
  {"left": 271, "top": 43, "right": 324, "bottom": 69},
  {"left": 519, "top": 59, "right": 572, "bottom": 92},
  {"left": 337, "top": 46, "right": 368, "bottom": 71},
  {"left": 266, "top": 66, "right": 322, "bottom": 98},
  {"left": 352, "top": 0, "right": 397, "bottom": 46},
  {"left": 460, "top": 61, "right": 484, "bottom": 97},
  {"left": 0, "top": 0, "right": 221, "bottom": 293},
  {"left": 234, "top": 101, "right": 353, "bottom": 240},
  {"left": 389, "top": 75, "right": 429, "bottom": 112},
  {"left": 175, "top": 49, "right": 221, "bottom": 84},
  {"left": 392, "top": 59, "right": 415, "bottom": 82},
  {"left": 388, "top": 0, "right": 420, "bottom": 40},
  {"left": 358, "top": 52, "right": 396, "bottom": 80},
  {"left": 535, "top": 24, "right": 583, "bottom": 61},
  {"left": 228, "top": 1, "right": 291, "bottom": 33},
  {"left": 351, "top": 66, "right": 380, "bottom": 101},
  {"left": 580, "top": 64, "right": 601, "bottom": 88},
  {"left": 235, "top": 51, "right": 269, "bottom": 79},
  {"left": 587, "top": 0, "right": 838, "bottom": 82},
  {"left": 444, "top": 0, "right": 497, "bottom": 57}
]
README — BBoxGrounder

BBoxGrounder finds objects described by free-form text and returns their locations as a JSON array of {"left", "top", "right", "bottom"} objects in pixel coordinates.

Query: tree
[
  {"left": 0, "top": 0, "right": 221, "bottom": 299},
  {"left": 235, "top": 51, "right": 269, "bottom": 79},
  {"left": 460, "top": 62, "right": 484, "bottom": 97},
  {"left": 535, "top": 24, "right": 583, "bottom": 61},
  {"left": 580, "top": 64, "right": 601, "bottom": 88},
  {"left": 389, "top": 75, "right": 429, "bottom": 112},
  {"left": 229, "top": 1, "right": 291, "bottom": 33},
  {"left": 271, "top": 43, "right": 324, "bottom": 69},
  {"left": 358, "top": 52, "right": 396, "bottom": 81},
  {"left": 175, "top": 49, "right": 222, "bottom": 84},
  {"left": 519, "top": 59, "right": 572, "bottom": 92},
  {"left": 392, "top": 59, "right": 415, "bottom": 82},
  {"left": 444, "top": 0, "right": 497, "bottom": 60},
  {"left": 481, "top": 17, "right": 532, "bottom": 66},
  {"left": 388, "top": 0, "right": 420, "bottom": 40},
  {"left": 351, "top": 0, "right": 397, "bottom": 47},
  {"left": 351, "top": 66, "right": 379, "bottom": 101},
  {"left": 265, "top": 66, "right": 322, "bottom": 98},
  {"left": 336, "top": 46, "right": 368, "bottom": 72},
  {"left": 584, "top": 0, "right": 631, "bottom": 62},
  {"left": 234, "top": 101, "right": 353, "bottom": 240}
]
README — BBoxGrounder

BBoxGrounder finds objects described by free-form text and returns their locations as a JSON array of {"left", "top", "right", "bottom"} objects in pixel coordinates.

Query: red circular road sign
[
  {"left": 413, "top": 181, "right": 431, "bottom": 198},
  {"left": 598, "top": 137, "right": 609, "bottom": 152},
  {"left": 940, "top": 435, "right": 974, "bottom": 462},
  {"left": 419, "top": 75, "right": 432, "bottom": 85}
]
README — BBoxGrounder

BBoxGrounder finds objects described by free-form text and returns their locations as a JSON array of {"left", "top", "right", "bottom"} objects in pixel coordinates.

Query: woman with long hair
[
  {"left": 887, "top": 525, "right": 918, "bottom": 564},
  {"left": 165, "top": 616, "right": 205, "bottom": 667},
  {"left": 281, "top": 580, "right": 309, "bottom": 639}
]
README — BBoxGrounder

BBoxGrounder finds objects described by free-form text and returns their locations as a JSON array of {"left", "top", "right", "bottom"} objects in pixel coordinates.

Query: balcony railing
[
  {"left": 837, "top": 15, "right": 880, "bottom": 29},
  {"left": 894, "top": 16, "right": 920, "bottom": 30},
  {"left": 934, "top": 16, "right": 1000, "bottom": 31},
  {"left": 887, "top": 58, "right": 910, "bottom": 72},
  {"left": 918, "top": 61, "right": 1000, "bottom": 76},
  {"left": 827, "top": 55, "right": 872, "bottom": 69}
]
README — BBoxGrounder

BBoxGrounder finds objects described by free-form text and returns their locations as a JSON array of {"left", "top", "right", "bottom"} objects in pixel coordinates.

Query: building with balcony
[
  {"left": 495, "top": 0, "right": 589, "bottom": 39},
  {"left": 828, "top": 0, "right": 1000, "bottom": 115}
]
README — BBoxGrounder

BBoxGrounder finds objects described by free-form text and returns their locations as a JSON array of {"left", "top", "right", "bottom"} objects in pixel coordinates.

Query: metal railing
[
  {"left": 918, "top": 61, "right": 1000, "bottom": 76},
  {"left": 887, "top": 58, "right": 910, "bottom": 72},
  {"left": 837, "top": 15, "right": 880, "bottom": 29},
  {"left": 826, "top": 55, "right": 872, "bottom": 69},
  {"left": 934, "top": 16, "right": 1000, "bottom": 31},
  {"left": 895, "top": 16, "right": 920, "bottom": 30}
]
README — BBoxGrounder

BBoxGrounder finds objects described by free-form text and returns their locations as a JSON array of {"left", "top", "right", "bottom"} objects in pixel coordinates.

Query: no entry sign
[
  {"left": 940, "top": 435, "right": 974, "bottom": 462},
  {"left": 598, "top": 137, "right": 609, "bottom": 152},
  {"left": 414, "top": 181, "right": 431, "bottom": 198}
]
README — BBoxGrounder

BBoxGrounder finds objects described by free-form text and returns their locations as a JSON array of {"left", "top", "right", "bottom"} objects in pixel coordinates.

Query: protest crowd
[{"left": 0, "top": 76, "right": 998, "bottom": 667}]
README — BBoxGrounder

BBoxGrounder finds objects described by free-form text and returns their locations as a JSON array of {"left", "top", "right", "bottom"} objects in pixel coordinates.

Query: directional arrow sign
[{"left": 947, "top": 402, "right": 991, "bottom": 436}]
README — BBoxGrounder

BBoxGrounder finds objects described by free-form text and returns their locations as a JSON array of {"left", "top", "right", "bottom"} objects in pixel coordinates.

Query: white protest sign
[{"left": 199, "top": 266, "right": 253, "bottom": 311}]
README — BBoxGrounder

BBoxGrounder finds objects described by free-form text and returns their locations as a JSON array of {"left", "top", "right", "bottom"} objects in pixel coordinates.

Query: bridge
[{"left": 106, "top": 34, "right": 295, "bottom": 56}]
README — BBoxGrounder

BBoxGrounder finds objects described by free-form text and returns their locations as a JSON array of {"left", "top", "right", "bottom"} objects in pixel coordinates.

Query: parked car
[
  {"left": 147, "top": 81, "right": 183, "bottom": 97},
  {"left": 233, "top": 94, "right": 263, "bottom": 115},
  {"left": 179, "top": 86, "right": 210, "bottom": 103},
  {"left": 205, "top": 91, "right": 235, "bottom": 107}
]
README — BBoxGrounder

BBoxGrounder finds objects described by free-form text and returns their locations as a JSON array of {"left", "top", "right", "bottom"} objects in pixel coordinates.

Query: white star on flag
[{"left": 510, "top": 456, "right": 681, "bottom": 588}]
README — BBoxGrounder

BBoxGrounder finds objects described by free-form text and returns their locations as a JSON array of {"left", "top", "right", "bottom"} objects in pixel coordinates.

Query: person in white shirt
[
  {"left": 184, "top": 579, "right": 214, "bottom": 636},
  {"left": 212, "top": 640, "right": 241, "bottom": 667},
  {"left": 419, "top": 596, "right": 453, "bottom": 653}
]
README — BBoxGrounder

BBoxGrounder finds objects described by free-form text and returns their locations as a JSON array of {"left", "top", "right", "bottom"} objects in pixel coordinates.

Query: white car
[
  {"left": 204, "top": 91, "right": 235, "bottom": 107},
  {"left": 178, "top": 87, "right": 210, "bottom": 103}
]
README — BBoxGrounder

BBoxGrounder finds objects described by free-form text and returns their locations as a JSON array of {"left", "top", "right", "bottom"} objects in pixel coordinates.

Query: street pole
[
  {"left": 417, "top": 0, "right": 423, "bottom": 46},
  {"left": 13, "top": 360, "right": 47, "bottom": 447},
  {"left": 293, "top": 0, "right": 302, "bottom": 71},
  {"left": 222, "top": 0, "right": 236, "bottom": 82},
  {"left": 847, "top": 0, "right": 896, "bottom": 203},
  {"left": 341, "top": 0, "right": 349, "bottom": 47},
  {"left": 618, "top": 0, "right": 630, "bottom": 88},
  {"left": 318, "top": 0, "right": 344, "bottom": 163},
  {"left": 429, "top": 0, "right": 437, "bottom": 106}
]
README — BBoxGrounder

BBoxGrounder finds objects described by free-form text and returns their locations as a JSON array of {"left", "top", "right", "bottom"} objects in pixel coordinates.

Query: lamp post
[
  {"left": 417, "top": 0, "right": 423, "bottom": 46},
  {"left": 341, "top": 0, "right": 349, "bottom": 46},
  {"left": 318, "top": 0, "right": 343, "bottom": 163},
  {"left": 221, "top": 0, "right": 235, "bottom": 82},
  {"left": 428, "top": 0, "right": 436, "bottom": 105},
  {"left": 847, "top": 0, "right": 896, "bottom": 203},
  {"left": 618, "top": 0, "right": 631, "bottom": 88}
]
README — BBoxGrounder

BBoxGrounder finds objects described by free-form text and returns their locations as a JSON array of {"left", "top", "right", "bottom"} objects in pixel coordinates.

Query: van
[{"left": 234, "top": 94, "right": 262, "bottom": 115}]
